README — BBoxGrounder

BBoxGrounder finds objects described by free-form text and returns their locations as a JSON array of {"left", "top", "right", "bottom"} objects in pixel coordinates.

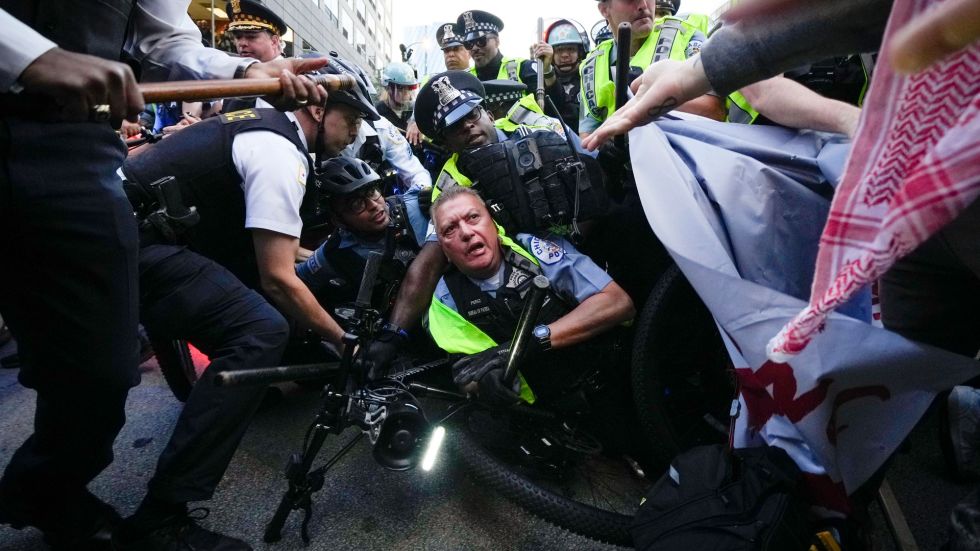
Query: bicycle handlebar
[{"left": 214, "top": 362, "right": 340, "bottom": 387}]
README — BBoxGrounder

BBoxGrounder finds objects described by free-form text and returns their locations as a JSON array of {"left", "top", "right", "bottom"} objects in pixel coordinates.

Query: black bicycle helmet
[
  {"left": 315, "top": 156, "right": 382, "bottom": 196},
  {"left": 303, "top": 52, "right": 380, "bottom": 121}
]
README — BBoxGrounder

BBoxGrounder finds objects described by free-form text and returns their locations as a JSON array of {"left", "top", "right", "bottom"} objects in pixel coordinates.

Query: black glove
[
  {"left": 597, "top": 141, "right": 634, "bottom": 195},
  {"left": 478, "top": 367, "right": 522, "bottom": 408},
  {"left": 355, "top": 326, "right": 406, "bottom": 380},
  {"left": 452, "top": 342, "right": 510, "bottom": 387}
]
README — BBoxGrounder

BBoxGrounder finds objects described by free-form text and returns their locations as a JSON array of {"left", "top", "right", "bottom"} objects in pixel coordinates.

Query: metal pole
[
  {"left": 535, "top": 17, "right": 545, "bottom": 111},
  {"left": 210, "top": 0, "right": 216, "bottom": 48}
]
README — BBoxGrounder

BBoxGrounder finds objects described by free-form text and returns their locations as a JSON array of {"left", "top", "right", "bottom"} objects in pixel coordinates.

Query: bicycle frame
[{"left": 216, "top": 267, "right": 553, "bottom": 544}]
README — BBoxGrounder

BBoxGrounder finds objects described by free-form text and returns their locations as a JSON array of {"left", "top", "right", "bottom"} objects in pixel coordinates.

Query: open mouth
[{"left": 466, "top": 242, "right": 486, "bottom": 256}]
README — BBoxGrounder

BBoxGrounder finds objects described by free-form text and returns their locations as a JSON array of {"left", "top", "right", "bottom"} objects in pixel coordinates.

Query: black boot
[
  {"left": 0, "top": 488, "right": 119, "bottom": 551},
  {"left": 112, "top": 500, "right": 251, "bottom": 551}
]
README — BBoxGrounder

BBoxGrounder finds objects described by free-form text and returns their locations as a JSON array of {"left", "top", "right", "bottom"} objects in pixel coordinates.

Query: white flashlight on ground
[{"left": 421, "top": 426, "right": 446, "bottom": 471}]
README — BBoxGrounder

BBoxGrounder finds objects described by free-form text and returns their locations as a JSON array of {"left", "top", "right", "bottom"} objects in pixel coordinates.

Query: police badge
[
  {"left": 432, "top": 76, "right": 461, "bottom": 107},
  {"left": 462, "top": 11, "right": 476, "bottom": 32}
]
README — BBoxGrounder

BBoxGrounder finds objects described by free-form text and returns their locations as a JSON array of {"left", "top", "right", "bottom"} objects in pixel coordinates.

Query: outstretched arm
[
  {"left": 253, "top": 229, "right": 346, "bottom": 346},
  {"left": 739, "top": 76, "right": 861, "bottom": 137}
]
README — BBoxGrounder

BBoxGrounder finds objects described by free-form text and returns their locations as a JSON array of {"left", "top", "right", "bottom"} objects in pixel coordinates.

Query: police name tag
[{"left": 529, "top": 237, "right": 564, "bottom": 265}]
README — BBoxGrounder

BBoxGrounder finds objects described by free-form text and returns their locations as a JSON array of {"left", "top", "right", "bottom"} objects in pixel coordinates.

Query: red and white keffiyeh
[{"left": 768, "top": 0, "right": 980, "bottom": 361}]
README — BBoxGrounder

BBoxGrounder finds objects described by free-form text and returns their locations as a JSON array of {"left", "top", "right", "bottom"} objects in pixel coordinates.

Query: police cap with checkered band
[
  {"left": 413, "top": 70, "right": 486, "bottom": 138},
  {"left": 456, "top": 10, "right": 504, "bottom": 42}
]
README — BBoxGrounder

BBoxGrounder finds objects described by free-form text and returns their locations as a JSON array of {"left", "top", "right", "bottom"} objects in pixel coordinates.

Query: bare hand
[
  {"left": 530, "top": 41, "right": 555, "bottom": 73},
  {"left": 119, "top": 119, "right": 143, "bottom": 139},
  {"left": 244, "top": 57, "right": 330, "bottom": 111},
  {"left": 406, "top": 120, "right": 424, "bottom": 146},
  {"left": 582, "top": 57, "right": 711, "bottom": 150},
  {"left": 888, "top": 0, "right": 980, "bottom": 73},
  {"left": 18, "top": 47, "right": 143, "bottom": 126}
]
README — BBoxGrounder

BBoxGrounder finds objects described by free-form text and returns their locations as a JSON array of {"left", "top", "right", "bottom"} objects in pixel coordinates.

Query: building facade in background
[{"left": 189, "top": 0, "right": 394, "bottom": 82}]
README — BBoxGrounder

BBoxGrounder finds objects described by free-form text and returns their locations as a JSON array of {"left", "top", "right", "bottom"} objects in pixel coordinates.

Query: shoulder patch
[
  {"left": 529, "top": 236, "right": 564, "bottom": 265},
  {"left": 220, "top": 108, "right": 261, "bottom": 123}
]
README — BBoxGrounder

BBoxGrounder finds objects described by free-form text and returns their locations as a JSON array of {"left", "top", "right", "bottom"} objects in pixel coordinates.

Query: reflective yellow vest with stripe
[
  {"left": 427, "top": 230, "right": 539, "bottom": 403},
  {"left": 580, "top": 16, "right": 698, "bottom": 123},
  {"left": 682, "top": 13, "right": 712, "bottom": 35},
  {"left": 726, "top": 91, "right": 759, "bottom": 124},
  {"left": 469, "top": 56, "right": 526, "bottom": 82}
]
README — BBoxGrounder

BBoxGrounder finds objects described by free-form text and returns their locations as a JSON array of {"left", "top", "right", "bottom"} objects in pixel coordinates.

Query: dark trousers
[
  {"left": 138, "top": 244, "right": 289, "bottom": 503},
  {"left": 880, "top": 197, "right": 980, "bottom": 359},
  {"left": 0, "top": 119, "right": 139, "bottom": 532}
]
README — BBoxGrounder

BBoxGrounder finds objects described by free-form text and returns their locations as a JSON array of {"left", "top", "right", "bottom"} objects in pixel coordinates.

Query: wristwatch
[{"left": 532, "top": 324, "right": 552, "bottom": 352}]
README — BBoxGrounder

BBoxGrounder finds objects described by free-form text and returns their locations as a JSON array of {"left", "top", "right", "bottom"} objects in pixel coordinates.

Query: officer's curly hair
[{"left": 429, "top": 185, "right": 487, "bottom": 233}]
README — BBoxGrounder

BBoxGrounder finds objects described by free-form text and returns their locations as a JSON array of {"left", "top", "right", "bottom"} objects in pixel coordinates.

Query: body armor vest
[{"left": 122, "top": 108, "right": 316, "bottom": 288}]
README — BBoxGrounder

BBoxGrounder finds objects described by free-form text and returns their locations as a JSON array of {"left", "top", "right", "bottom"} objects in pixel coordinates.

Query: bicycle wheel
[
  {"left": 631, "top": 264, "right": 736, "bottom": 468},
  {"left": 154, "top": 339, "right": 206, "bottom": 402},
  {"left": 452, "top": 406, "right": 648, "bottom": 546}
]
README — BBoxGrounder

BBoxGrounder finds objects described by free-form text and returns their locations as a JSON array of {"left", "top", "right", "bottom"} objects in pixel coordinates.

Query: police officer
[
  {"left": 415, "top": 71, "right": 566, "bottom": 199},
  {"left": 112, "top": 58, "right": 375, "bottom": 549},
  {"left": 580, "top": 0, "right": 725, "bottom": 136},
  {"left": 457, "top": 10, "right": 560, "bottom": 100},
  {"left": 544, "top": 19, "right": 591, "bottom": 133},
  {"left": 296, "top": 158, "right": 426, "bottom": 372},
  {"left": 427, "top": 185, "right": 634, "bottom": 406},
  {"left": 437, "top": 22, "right": 471, "bottom": 71},
  {"left": 0, "top": 3, "right": 323, "bottom": 549},
  {"left": 376, "top": 62, "right": 418, "bottom": 132},
  {"left": 222, "top": 0, "right": 287, "bottom": 113},
  {"left": 227, "top": 0, "right": 287, "bottom": 62}
]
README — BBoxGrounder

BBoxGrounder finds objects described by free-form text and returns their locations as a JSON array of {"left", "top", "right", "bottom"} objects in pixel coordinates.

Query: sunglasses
[{"left": 463, "top": 35, "right": 495, "bottom": 50}]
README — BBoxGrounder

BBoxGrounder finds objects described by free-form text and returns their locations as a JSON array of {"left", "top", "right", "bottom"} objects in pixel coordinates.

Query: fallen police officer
[{"left": 427, "top": 185, "right": 634, "bottom": 413}]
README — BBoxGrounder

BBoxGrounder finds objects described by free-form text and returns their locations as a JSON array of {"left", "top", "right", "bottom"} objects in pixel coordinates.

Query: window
[
  {"left": 367, "top": 16, "right": 375, "bottom": 38},
  {"left": 324, "top": 0, "right": 338, "bottom": 17},
  {"left": 355, "top": 0, "right": 365, "bottom": 23},
  {"left": 341, "top": 12, "right": 353, "bottom": 43}
]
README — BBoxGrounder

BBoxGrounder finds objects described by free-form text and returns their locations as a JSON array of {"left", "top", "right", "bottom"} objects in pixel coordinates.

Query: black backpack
[{"left": 631, "top": 444, "right": 812, "bottom": 551}]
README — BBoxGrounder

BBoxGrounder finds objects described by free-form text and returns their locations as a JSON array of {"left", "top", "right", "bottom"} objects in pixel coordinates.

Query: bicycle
[{"left": 217, "top": 255, "right": 654, "bottom": 546}]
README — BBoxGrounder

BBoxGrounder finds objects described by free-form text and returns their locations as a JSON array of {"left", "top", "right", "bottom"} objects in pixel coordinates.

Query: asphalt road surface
[{"left": 0, "top": 338, "right": 975, "bottom": 550}]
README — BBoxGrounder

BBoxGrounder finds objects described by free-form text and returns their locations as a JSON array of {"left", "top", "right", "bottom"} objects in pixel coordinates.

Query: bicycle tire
[
  {"left": 153, "top": 339, "right": 199, "bottom": 402},
  {"left": 452, "top": 410, "right": 641, "bottom": 546},
  {"left": 631, "top": 264, "right": 735, "bottom": 468}
]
